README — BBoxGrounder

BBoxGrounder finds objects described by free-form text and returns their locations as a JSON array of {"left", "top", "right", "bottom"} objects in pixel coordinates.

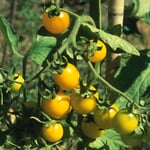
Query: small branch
[{"left": 87, "top": 60, "right": 134, "bottom": 103}]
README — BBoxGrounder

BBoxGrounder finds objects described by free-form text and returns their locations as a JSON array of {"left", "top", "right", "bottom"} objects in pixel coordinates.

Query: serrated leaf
[
  {"left": 81, "top": 23, "right": 140, "bottom": 56},
  {"left": 89, "top": 129, "right": 126, "bottom": 150},
  {"left": 0, "top": 17, "right": 22, "bottom": 57},
  {"left": 25, "top": 36, "right": 57, "bottom": 65},
  {"left": 115, "top": 50, "right": 150, "bottom": 107}
]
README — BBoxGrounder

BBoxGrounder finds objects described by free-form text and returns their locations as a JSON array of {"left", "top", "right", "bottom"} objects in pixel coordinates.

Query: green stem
[
  {"left": 22, "top": 57, "right": 27, "bottom": 101},
  {"left": 58, "top": 10, "right": 96, "bottom": 54},
  {"left": 87, "top": 60, "right": 134, "bottom": 103}
]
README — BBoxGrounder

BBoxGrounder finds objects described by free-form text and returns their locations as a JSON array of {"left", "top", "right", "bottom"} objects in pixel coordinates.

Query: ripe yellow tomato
[
  {"left": 81, "top": 117, "right": 105, "bottom": 139},
  {"left": 53, "top": 63, "right": 80, "bottom": 91},
  {"left": 42, "top": 123, "right": 63, "bottom": 142},
  {"left": 11, "top": 73, "right": 24, "bottom": 92},
  {"left": 70, "top": 92, "right": 96, "bottom": 114},
  {"left": 113, "top": 109, "right": 139, "bottom": 135},
  {"left": 70, "top": 84, "right": 98, "bottom": 114},
  {"left": 42, "top": 92, "right": 70, "bottom": 119},
  {"left": 93, "top": 104, "right": 119, "bottom": 129},
  {"left": 42, "top": 10, "right": 70, "bottom": 35},
  {"left": 85, "top": 40, "right": 107, "bottom": 62}
]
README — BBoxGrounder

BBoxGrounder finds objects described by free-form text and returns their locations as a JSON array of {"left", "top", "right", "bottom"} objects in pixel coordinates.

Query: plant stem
[{"left": 87, "top": 60, "right": 133, "bottom": 103}]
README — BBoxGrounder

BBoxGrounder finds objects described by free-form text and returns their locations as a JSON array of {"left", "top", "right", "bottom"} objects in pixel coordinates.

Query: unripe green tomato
[{"left": 121, "top": 133, "right": 143, "bottom": 147}]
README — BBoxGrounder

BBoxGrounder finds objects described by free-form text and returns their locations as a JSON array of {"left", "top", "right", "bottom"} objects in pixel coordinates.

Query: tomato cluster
[{"left": 40, "top": 8, "right": 141, "bottom": 143}]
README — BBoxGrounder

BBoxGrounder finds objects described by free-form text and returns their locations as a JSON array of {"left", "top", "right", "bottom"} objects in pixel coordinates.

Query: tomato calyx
[
  {"left": 44, "top": 1, "right": 61, "bottom": 18},
  {"left": 76, "top": 82, "right": 98, "bottom": 99},
  {"left": 48, "top": 55, "right": 68, "bottom": 75},
  {"left": 38, "top": 74, "right": 59, "bottom": 99}
]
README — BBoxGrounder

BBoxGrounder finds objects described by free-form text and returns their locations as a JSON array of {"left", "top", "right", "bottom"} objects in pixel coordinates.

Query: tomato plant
[
  {"left": 42, "top": 91, "right": 71, "bottom": 119},
  {"left": 113, "top": 109, "right": 139, "bottom": 135},
  {"left": 42, "top": 123, "right": 64, "bottom": 142},
  {"left": 93, "top": 104, "right": 119, "bottom": 129},
  {"left": 42, "top": 10, "right": 70, "bottom": 35},
  {"left": 1, "top": 0, "right": 150, "bottom": 150},
  {"left": 53, "top": 63, "right": 80, "bottom": 91}
]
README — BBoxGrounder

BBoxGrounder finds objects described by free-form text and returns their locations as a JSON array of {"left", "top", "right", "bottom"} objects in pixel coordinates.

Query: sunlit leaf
[
  {"left": 0, "top": 17, "right": 22, "bottom": 57},
  {"left": 81, "top": 23, "right": 140, "bottom": 56},
  {"left": 89, "top": 129, "right": 126, "bottom": 150},
  {"left": 25, "top": 36, "right": 57, "bottom": 65}
]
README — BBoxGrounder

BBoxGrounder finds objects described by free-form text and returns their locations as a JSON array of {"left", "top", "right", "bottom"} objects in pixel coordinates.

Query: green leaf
[
  {"left": 25, "top": 36, "right": 57, "bottom": 65},
  {"left": 89, "top": 129, "right": 126, "bottom": 150},
  {"left": 125, "top": 0, "right": 150, "bottom": 24},
  {"left": 115, "top": 50, "right": 150, "bottom": 107},
  {"left": 81, "top": 23, "right": 140, "bottom": 56},
  {"left": 126, "top": 0, "right": 150, "bottom": 18},
  {"left": 0, "top": 17, "right": 22, "bottom": 57}
]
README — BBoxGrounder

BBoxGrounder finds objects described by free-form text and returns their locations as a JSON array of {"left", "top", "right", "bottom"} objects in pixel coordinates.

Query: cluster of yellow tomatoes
[
  {"left": 41, "top": 9, "right": 109, "bottom": 143},
  {"left": 40, "top": 9, "right": 140, "bottom": 144},
  {"left": 9, "top": 9, "right": 140, "bottom": 146}
]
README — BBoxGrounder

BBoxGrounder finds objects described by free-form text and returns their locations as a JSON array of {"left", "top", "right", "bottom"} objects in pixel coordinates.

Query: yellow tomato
[
  {"left": 11, "top": 73, "right": 24, "bottom": 92},
  {"left": 81, "top": 117, "right": 105, "bottom": 139},
  {"left": 42, "top": 123, "right": 63, "bottom": 142},
  {"left": 70, "top": 92, "right": 96, "bottom": 114},
  {"left": 94, "top": 104, "right": 119, "bottom": 129},
  {"left": 42, "top": 10, "right": 70, "bottom": 35},
  {"left": 70, "top": 84, "right": 98, "bottom": 114},
  {"left": 53, "top": 63, "right": 80, "bottom": 91},
  {"left": 85, "top": 40, "right": 107, "bottom": 62},
  {"left": 42, "top": 92, "right": 70, "bottom": 119},
  {"left": 113, "top": 109, "right": 139, "bottom": 135}
]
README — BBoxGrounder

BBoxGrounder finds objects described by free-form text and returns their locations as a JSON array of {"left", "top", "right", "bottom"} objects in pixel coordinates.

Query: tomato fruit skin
[
  {"left": 113, "top": 109, "right": 139, "bottom": 135},
  {"left": 42, "top": 11, "right": 70, "bottom": 35},
  {"left": 42, "top": 123, "right": 63, "bottom": 142},
  {"left": 86, "top": 40, "right": 107, "bottom": 62},
  {"left": 93, "top": 104, "right": 119, "bottom": 129},
  {"left": 70, "top": 84, "right": 98, "bottom": 114},
  {"left": 11, "top": 73, "right": 24, "bottom": 92},
  {"left": 70, "top": 92, "right": 97, "bottom": 114},
  {"left": 81, "top": 117, "right": 105, "bottom": 139},
  {"left": 42, "top": 92, "right": 70, "bottom": 119},
  {"left": 53, "top": 63, "right": 80, "bottom": 91}
]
